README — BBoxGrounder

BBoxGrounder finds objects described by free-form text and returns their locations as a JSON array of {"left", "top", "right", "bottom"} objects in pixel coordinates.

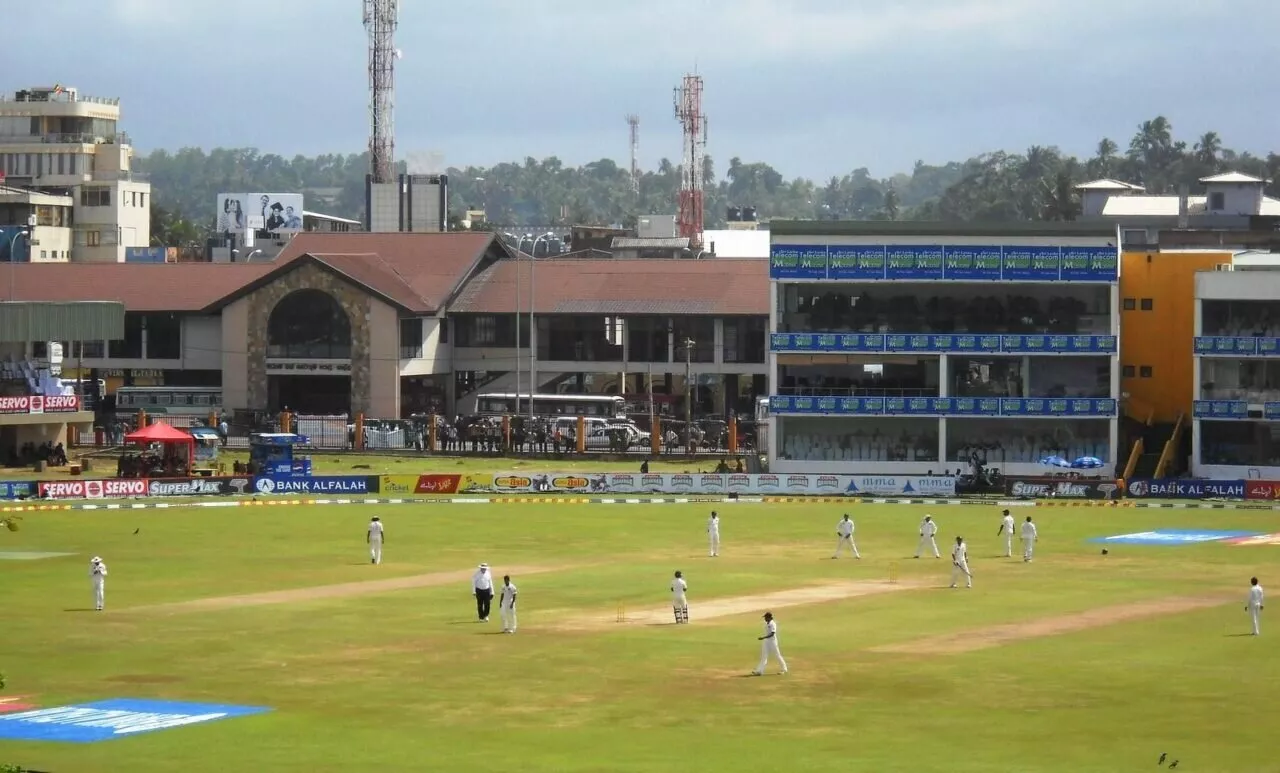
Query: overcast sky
[{"left": 4, "top": 0, "right": 1277, "bottom": 179}]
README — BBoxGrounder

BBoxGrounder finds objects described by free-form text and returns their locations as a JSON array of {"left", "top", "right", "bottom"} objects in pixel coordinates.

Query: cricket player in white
[
  {"left": 997, "top": 509, "right": 1015, "bottom": 557},
  {"left": 1020, "top": 516, "right": 1038, "bottom": 562},
  {"left": 950, "top": 536, "right": 972, "bottom": 588},
  {"left": 915, "top": 515, "right": 940, "bottom": 558},
  {"left": 707, "top": 512, "right": 720, "bottom": 557},
  {"left": 752, "top": 611, "right": 788, "bottom": 675},
  {"left": 367, "top": 516, "right": 384, "bottom": 565},
  {"left": 1247, "top": 577, "right": 1264, "bottom": 635},
  {"left": 499, "top": 575, "right": 518, "bottom": 633},
  {"left": 90, "top": 556, "right": 108, "bottom": 611},
  {"left": 671, "top": 570, "right": 689, "bottom": 623},
  {"left": 833, "top": 514, "right": 860, "bottom": 559}
]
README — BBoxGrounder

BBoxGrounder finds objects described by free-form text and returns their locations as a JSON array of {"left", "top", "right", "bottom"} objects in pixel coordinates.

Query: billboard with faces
[{"left": 216, "top": 193, "right": 305, "bottom": 235}]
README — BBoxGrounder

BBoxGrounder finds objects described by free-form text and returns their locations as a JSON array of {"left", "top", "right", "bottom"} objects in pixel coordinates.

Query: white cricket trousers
[
  {"left": 950, "top": 561, "right": 972, "bottom": 587},
  {"left": 500, "top": 603, "right": 517, "bottom": 632},
  {"left": 833, "top": 535, "right": 860, "bottom": 558},
  {"left": 1250, "top": 605, "right": 1261, "bottom": 635},
  {"left": 709, "top": 533, "right": 720, "bottom": 557},
  {"left": 369, "top": 537, "right": 382, "bottom": 564},
  {"left": 92, "top": 579, "right": 105, "bottom": 610},
  {"left": 1003, "top": 532, "right": 1013, "bottom": 557},
  {"left": 1022, "top": 538, "right": 1035, "bottom": 561},
  {"left": 917, "top": 535, "right": 939, "bottom": 558},
  {"left": 756, "top": 639, "right": 787, "bottom": 674},
  {"left": 672, "top": 593, "right": 688, "bottom": 611}
]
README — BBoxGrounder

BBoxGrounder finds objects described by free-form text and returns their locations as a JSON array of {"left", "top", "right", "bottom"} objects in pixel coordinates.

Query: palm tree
[{"left": 1194, "top": 131, "right": 1223, "bottom": 168}]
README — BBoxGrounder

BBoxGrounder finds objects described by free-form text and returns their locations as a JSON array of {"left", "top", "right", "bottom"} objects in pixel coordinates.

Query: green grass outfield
[{"left": 2, "top": 499, "right": 1278, "bottom": 772}]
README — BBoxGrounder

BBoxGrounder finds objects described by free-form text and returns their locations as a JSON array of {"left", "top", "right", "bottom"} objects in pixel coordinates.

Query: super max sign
[{"left": 253, "top": 476, "right": 374, "bottom": 494}]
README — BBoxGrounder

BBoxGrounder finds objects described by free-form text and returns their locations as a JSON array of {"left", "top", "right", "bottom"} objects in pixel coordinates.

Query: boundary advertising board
[
  {"left": 253, "top": 476, "right": 378, "bottom": 495},
  {"left": 379, "top": 474, "right": 492, "bottom": 495},
  {"left": 484, "top": 473, "right": 956, "bottom": 496},
  {"left": 38, "top": 479, "right": 148, "bottom": 500},
  {"left": 1125, "top": 479, "right": 1245, "bottom": 499},
  {"left": 1005, "top": 477, "right": 1119, "bottom": 499}
]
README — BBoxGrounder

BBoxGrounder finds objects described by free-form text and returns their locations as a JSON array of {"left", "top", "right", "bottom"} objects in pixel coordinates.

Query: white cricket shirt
[
  {"left": 368, "top": 521, "right": 384, "bottom": 540},
  {"left": 500, "top": 583, "right": 518, "bottom": 607},
  {"left": 671, "top": 577, "right": 688, "bottom": 597},
  {"left": 763, "top": 619, "right": 778, "bottom": 642},
  {"left": 1001, "top": 515, "right": 1015, "bottom": 534},
  {"left": 1021, "top": 521, "right": 1037, "bottom": 539},
  {"left": 837, "top": 519, "right": 854, "bottom": 537},
  {"left": 708, "top": 517, "right": 720, "bottom": 534},
  {"left": 922, "top": 519, "right": 938, "bottom": 537},
  {"left": 953, "top": 542, "right": 968, "bottom": 563},
  {"left": 1249, "top": 585, "right": 1265, "bottom": 608},
  {"left": 473, "top": 570, "right": 494, "bottom": 591}
]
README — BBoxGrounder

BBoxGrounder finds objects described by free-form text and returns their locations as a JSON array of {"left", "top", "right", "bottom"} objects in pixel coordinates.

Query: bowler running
[
  {"left": 950, "top": 536, "right": 972, "bottom": 588},
  {"left": 752, "top": 611, "right": 788, "bottom": 675},
  {"left": 833, "top": 514, "right": 860, "bottom": 559}
]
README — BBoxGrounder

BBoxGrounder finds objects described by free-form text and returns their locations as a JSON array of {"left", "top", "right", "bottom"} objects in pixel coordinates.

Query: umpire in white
[{"left": 472, "top": 563, "right": 495, "bottom": 622}]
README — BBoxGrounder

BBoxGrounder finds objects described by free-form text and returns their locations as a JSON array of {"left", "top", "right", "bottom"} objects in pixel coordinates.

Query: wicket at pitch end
[
  {"left": 616, "top": 602, "right": 627, "bottom": 623},
  {"left": 888, "top": 561, "right": 899, "bottom": 584}
]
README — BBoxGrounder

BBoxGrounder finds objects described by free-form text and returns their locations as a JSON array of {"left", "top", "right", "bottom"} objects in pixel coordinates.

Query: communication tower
[
  {"left": 364, "top": 0, "right": 398, "bottom": 183},
  {"left": 673, "top": 74, "right": 707, "bottom": 247}
]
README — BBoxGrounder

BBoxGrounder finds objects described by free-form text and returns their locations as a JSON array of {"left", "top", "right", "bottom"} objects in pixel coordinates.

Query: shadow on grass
[{"left": 63, "top": 607, "right": 96, "bottom": 612}]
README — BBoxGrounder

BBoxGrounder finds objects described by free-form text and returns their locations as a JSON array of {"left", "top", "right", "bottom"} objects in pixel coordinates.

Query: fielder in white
[
  {"left": 499, "top": 575, "right": 518, "bottom": 633},
  {"left": 752, "top": 611, "right": 788, "bottom": 675},
  {"left": 915, "top": 515, "right": 940, "bottom": 558},
  {"left": 950, "top": 536, "right": 972, "bottom": 588},
  {"left": 707, "top": 511, "right": 720, "bottom": 557},
  {"left": 997, "top": 509, "right": 1015, "bottom": 557},
  {"left": 833, "top": 514, "right": 860, "bottom": 559},
  {"left": 90, "top": 556, "right": 108, "bottom": 611},
  {"left": 367, "top": 516, "right": 384, "bottom": 565},
  {"left": 671, "top": 570, "right": 689, "bottom": 624},
  {"left": 1020, "top": 516, "right": 1038, "bottom": 562},
  {"left": 1247, "top": 577, "right": 1264, "bottom": 636}
]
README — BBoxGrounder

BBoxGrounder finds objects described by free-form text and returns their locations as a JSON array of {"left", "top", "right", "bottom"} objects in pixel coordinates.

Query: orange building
[{"left": 1118, "top": 248, "right": 1232, "bottom": 479}]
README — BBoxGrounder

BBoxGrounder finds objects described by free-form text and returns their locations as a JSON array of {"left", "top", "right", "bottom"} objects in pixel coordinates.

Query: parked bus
[
  {"left": 114, "top": 386, "right": 223, "bottom": 417},
  {"left": 472, "top": 392, "right": 626, "bottom": 418}
]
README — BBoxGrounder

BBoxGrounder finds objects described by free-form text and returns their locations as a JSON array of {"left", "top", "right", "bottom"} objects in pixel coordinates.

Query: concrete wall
[
  {"left": 220, "top": 298, "right": 250, "bottom": 410},
  {"left": 367, "top": 301, "right": 401, "bottom": 417},
  {"left": 182, "top": 315, "right": 222, "bottom": 371}
]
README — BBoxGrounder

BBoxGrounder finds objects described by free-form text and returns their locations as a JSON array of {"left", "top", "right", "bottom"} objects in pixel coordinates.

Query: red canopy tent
[{"left": 123, "top": 422, "right": 195, "bottom": 471}]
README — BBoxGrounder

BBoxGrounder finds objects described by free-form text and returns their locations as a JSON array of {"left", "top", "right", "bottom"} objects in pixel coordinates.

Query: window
[
  {"left": 79, "top": 187, "right": 110, "bottom": 207},
  {"left": 1209, "top": 192, "right": 1225, "bottom": 211},
  {"left": 40, "top": 250, "right": 46, "bottom": 259},
  {"left": 439, "top": 317, "right": 449, "bottom": 343},
  {"left": 1140, "top": 298, "right": 1153, "bottom": 311},
  {"left": 144, "top": 313, "right": 182, "bottom": 360},
  {"left": 108, "top": 313, "right": 144, "bottom": 359},
  {"left": 81, "top": 340, "right": 104, "bottom": 358},
  {"left": 85, "top": 230, "right": 101, "bottom": 247},
  {"left": 1122, "top": 365, "right": 1136, "bottom": 378},
  {"left": 399, "top": 317, "right": 423, "bottom": 360},
  {"left": 1139, "top": 366, "right": 1153, "bottom": 378},
  {"left": 1122, "top": 298, "right": 1136, "bottom": 311},
  {"left": 267, "top": 289, "right": 352, "bottom": 359},
  {"left": 473, "top": 316, "right": 496, "bottom": 345}
]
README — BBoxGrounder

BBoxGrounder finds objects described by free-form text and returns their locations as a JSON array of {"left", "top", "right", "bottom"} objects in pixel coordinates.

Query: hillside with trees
[{"left": 138, "top": 116, "right": 1280, "bottom": 245}]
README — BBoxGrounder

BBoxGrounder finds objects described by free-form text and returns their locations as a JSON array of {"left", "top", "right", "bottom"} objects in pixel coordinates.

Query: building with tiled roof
[{"left": 1, "top": 231, "right": 769, "bottom": 420}]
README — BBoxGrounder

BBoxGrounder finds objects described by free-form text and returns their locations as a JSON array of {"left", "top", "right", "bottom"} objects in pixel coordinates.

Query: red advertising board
[
  {"left": 0, "top": 395, "right": 81, "bottom": 415},
  {"left": 1245, "top": 480, "right": 1280, "bottom": 500},
  {"left": 412, "top": 474, "right": 462, "bottom": 494},
  {"left": 38, "top": 479, "right": 148, "bottom": 500}
]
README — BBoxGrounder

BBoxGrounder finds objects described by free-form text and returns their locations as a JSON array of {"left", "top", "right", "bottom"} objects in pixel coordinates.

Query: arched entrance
[{"left": 266, "top": 289, "right": 353, "bottom": 414}]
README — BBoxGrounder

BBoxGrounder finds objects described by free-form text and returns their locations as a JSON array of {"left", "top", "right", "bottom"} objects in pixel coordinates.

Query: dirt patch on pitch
[
  {"left": 869, "top": 595, "right": 1232, "bottom": 655},
  {"left": 550, "top": 580, "right": 918, "bottom": 632},
  {"left": 126, "top": 564, "right": 566, "bottom": 614}
]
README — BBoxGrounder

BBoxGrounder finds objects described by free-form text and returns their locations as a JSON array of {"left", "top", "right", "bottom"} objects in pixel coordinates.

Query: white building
[
  {"left": 1, "top": 186, "right": 73, "bottom": 262},
  {"left": 767, "top": 221, "right": 1122, "bottom": 477},
  {"left": 1192, "top": 253, "right": 1280, "bottom": 479},
  {"left": 0, "top": 85, "right": 151, "bottom": 262}
]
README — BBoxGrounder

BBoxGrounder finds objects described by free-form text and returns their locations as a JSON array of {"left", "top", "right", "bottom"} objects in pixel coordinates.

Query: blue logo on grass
[
  {"left": 1091, "top": 529, "right": 1262, "bottom": 546},
  {"left": 0, "top": 699, "right": 270, "bottom": 743}
]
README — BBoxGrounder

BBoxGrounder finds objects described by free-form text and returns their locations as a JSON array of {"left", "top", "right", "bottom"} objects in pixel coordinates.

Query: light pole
[
  {"left": 682, "top": 336, "right": 695, "bottom": 455},
  {"left": 514, "top": 236, "right": 522, "bottom": 417},
  {"left": 527, "top": 232, "right": 554, "bottom": 421}
]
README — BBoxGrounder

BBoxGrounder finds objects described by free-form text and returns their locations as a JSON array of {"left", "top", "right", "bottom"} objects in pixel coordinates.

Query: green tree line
[{"left": 138, "top": 115, "right": 1280, "bottom": 244}]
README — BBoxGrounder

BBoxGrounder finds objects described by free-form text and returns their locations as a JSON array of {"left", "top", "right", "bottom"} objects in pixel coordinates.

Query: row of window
[
  {"left": 1122, "top": 298, "right": 1154, "bottom": 311},
  {"left": 0, "top": 151, "right": 86, "bottom": 178},
  {"left": 1122, "top": 365, "right": 1154, "bottom": 379}
]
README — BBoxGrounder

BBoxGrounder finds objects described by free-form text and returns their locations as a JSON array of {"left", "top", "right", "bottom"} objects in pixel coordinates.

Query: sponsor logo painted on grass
[
  {"left": 1091, "top": 529, "right": 1262, "bottom": 545},
  {"left": 0, "top": 551, "right": 75, "bottom": 561},
  {"left": 1225, "top": 532, "right": 1280, "bottom": 546},
  {"left": 0, "top": 696, "right": 37, "bottom": 714},
  {"left": 0, "top": 699, "right": 270, "bottom": 743}
]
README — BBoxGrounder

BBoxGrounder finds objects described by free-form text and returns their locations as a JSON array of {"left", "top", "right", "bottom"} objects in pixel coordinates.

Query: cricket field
[{"left": 2, "top": 498, "right": 1278, "bottom": 772}]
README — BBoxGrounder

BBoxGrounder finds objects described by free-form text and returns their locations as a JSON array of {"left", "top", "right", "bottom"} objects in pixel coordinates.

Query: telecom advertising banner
[{"left": 483, "top": 473, "right": 956, "bottom": 497}]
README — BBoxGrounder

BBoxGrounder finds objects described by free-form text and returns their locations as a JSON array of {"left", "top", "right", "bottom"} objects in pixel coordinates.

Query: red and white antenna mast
[
  {"left": 364, "top": 0, "right": 398, "bottom": 183},
  {"left": 673, "top": 74, "right": 707, "bottom": 248},
  {"left": 626, "top": 114, "right": 640, "bottom": 194}
]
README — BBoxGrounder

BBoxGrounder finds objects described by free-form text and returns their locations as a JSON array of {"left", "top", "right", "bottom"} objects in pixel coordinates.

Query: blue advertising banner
[
  {"left": 772, "top": 333, "right": 1113, "bottom": 354},
  {"left": 253, "top": 475, "right": 378, "bottom": 495},
  {"left": 769, "top": 243, "right": 1119, "bottom": 281},
  {"left": 942, "top": 246, "right": 1003, "bottom": 281},
  {"left": 770, "top": 244, "right": 828, "bottom": 279},
  {"left": 1194, "top": 336, "right": 1280, "bottom": 357},
  {"left": 124, "top": 246, "right": 169, "bottom": 263},
  {"left": 828, "top": 245, "right": 886, "bottom": 280},
  {"left": 0, "top": 480, "right": 36, "bottom": 500},
  {"left": 1192, "top": 400, "right": 1249, "bottom": 420},
  {"left": 1266, "top": 402, "right": 1280, "bottom": 421},
  {"left": 771, "top": 396, "right": 1115, "bottom": 417},
  {"left": 885, "top": 245, "right": 945, "bottom": 280},
  {"left": 1125, "top": 479, "right": 1246, "bottom": 499}
]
